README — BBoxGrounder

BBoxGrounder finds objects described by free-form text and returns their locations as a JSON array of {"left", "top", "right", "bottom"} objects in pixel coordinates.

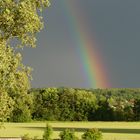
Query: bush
[
  {"left": 59, "top": 129, "right": 79, "bottom": 140},
  {"left": 43, "top": 124, "right": 53, "bottom": 140},
  {"left": 82, "top": 128, "right": 102, "bottom": 140},
  {"left": 22, "top": 134, "right": 32, "bottom": 140},
  {"left": 21, "top": 134, "right": 38, "bottom": 140}
]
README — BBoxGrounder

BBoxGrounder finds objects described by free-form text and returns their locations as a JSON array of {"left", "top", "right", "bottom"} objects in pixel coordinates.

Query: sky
[{"left": 22, "top": 0, "right": 140, "bottom": 89}]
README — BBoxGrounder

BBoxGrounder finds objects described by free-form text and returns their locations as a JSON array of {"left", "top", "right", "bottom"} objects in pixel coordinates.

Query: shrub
[
  {"left": 33, "top": 136, "right": 38, "bottom": 140},
  {"left": 22, "top": 134, "right": 32, "bottom": 140},
  {"left": 82, "top": 128, "right": 102, "bottom": 140},
  {"left": 43, "top": 124, "right": 53, "bottom": 140},
  {"left": 59, "top": 129, "right": 79, "bottom": 140},
  {"left": 21, "top": 134, "right": 38, "bottom": 140}
]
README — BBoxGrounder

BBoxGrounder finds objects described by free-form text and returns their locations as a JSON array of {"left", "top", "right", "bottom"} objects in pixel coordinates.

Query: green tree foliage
[
  {"left": 59, "top": 129, "right": 78, "bottom": 140},
  {"left": 0, "top": 88, "right": 14, "bottom": 122},
  {"left": 82, "top": 128, "right": 102, "bottom": 140},
  {"left": 0, "top": 0, "right": 50, "bottom": 122},
  {"left": 93, "top": 97, "right": 114, "bottom": 121},
  {"left": 0, "top": 0, "right": 50, "bottom": 48},
  {"left": 31, "top": 87, "right": 97, "bottom": 121},
  {"left": 0, "top": 40, "right": 26, "bottom": 122},
  {"left": 133, "top": 99, "right": 140, "bottom": 121},
  {"left": 29, "top": 88, "right": 140, "bottom": 121}
]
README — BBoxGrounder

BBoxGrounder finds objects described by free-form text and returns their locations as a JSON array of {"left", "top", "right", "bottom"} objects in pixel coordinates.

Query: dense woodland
[{"left": 8, "top": 88, "right": 140, "bottom": 122}]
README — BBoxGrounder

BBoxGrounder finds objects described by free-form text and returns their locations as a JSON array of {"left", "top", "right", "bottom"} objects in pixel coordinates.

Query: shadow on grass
[{"left": 21, "top": 126, "right": 140, "bottom": 134}]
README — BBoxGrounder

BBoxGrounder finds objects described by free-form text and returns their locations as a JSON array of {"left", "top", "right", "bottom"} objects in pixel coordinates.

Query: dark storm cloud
[{"left": 22, "top": 0, "right": 140, "bottom": 88}]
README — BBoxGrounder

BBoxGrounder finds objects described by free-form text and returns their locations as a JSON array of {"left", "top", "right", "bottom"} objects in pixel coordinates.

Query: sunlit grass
[{"left": 0, "top": 122, "right": 140, "bottom": 140}]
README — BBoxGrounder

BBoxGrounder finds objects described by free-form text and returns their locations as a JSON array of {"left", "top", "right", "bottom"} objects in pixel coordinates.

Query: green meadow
[{"left": 0, "top": 122, "right": 140, "bottom": 140}]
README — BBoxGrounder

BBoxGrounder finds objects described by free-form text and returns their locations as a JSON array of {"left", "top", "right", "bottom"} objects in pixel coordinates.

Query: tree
[
  {"left": 0, "top": 88, "right": 14, "bottom": 123},
  {"left": 133, "top": 99, "right": 140, "bottom": 121},
  {"left": 0, "top": 0, "right": 50, "bottom": 122},
  {"left": 0, "top": 0, "right": 50, "bottom": 48}
]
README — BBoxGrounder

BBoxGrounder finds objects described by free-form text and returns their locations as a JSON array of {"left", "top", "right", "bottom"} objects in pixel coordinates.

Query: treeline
[{"left": 8, "top": 88, "right": 140, "bottom": 122}]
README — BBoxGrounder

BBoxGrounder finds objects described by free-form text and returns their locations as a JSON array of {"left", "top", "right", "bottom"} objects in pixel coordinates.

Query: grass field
[{"left": 0, "top": 122, "right": 140, "bottom": 140}]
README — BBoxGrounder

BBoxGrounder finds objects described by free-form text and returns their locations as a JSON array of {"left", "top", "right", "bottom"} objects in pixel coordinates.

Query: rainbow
[{"left": 62, "top": 1, "right": 110, "bottom": 88}]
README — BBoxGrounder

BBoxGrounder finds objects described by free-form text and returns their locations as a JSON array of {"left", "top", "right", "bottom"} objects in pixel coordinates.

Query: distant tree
[
  {"left": 133, "top": 99, "right": 140, "bottom": 121},
  {"left": 29, "top": 87, "right": 140, "bottom": 121},
  {"left": 94, "top": 96, "right": 114, "bottom": 121}
]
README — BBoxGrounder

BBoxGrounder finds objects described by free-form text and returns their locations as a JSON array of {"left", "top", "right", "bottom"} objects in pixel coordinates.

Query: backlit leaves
[
  {"left": 0, "top": 0, "right": 50, "bottom": 47},
  {"left": 0, "top": 0, "right": 50, "bottom": 122}
]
